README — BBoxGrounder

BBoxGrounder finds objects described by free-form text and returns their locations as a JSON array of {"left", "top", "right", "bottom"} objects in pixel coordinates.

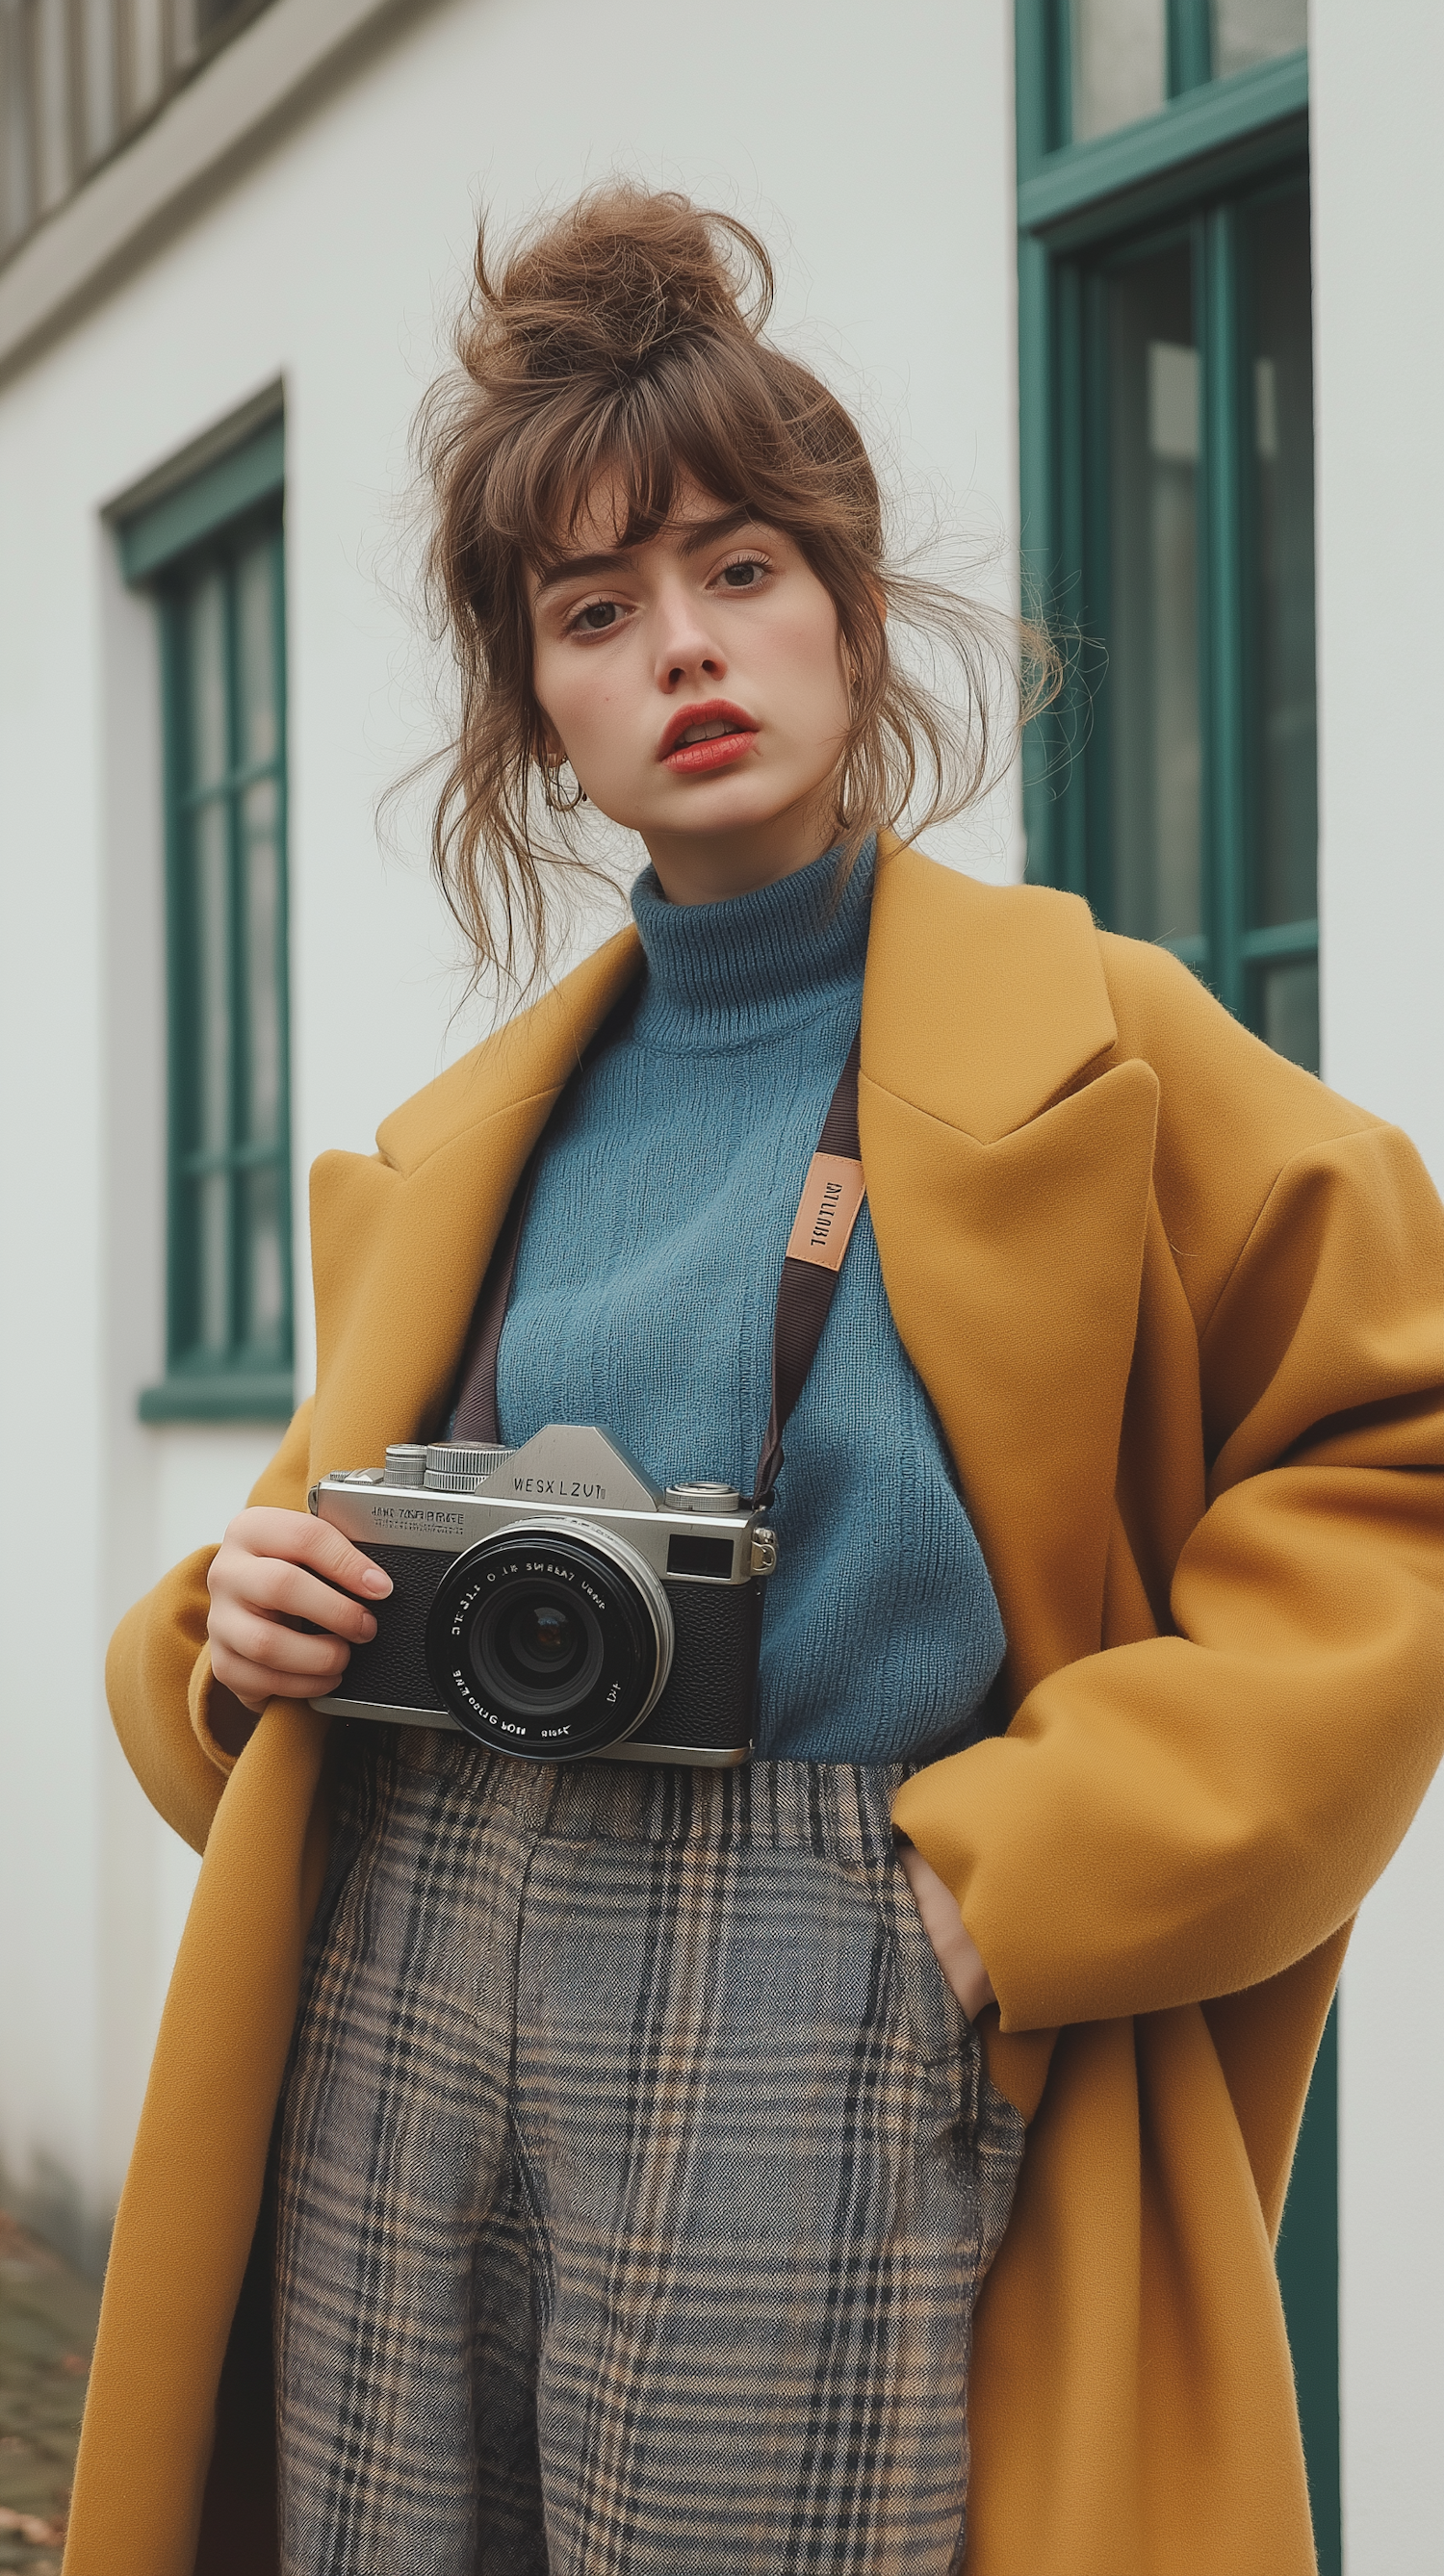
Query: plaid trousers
[{"left": 274, "top": 1729, "right": 1024, "bottom": 2576}]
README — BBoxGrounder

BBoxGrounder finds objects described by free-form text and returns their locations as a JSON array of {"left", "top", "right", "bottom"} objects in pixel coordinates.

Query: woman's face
[{"left": 529, "top": 477, "right": 853, "bottom": 903}]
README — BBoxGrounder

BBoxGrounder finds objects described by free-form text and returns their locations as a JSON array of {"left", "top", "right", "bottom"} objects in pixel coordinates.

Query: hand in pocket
[{"left": 896, "top": 1840, "right": 996, "bottom": 2022}]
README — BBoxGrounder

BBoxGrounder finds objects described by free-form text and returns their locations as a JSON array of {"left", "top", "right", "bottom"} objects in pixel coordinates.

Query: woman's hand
[
  {"left": 896, "top": 1839, "right": 996, "bottom": 2023},
  {"left": 206, "top": 1507, "right": 394, "bottom": 1716}
]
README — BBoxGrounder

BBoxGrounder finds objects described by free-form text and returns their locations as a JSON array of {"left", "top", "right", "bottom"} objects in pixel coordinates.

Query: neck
[{"left": 640, "top": 785, "right": 839, "bottom": 906}]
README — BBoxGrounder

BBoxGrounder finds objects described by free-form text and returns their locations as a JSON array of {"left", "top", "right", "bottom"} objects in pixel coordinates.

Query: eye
[
  {"left": 716, "top": 553, "right": 770, "bottom": 592},
  {"left": 565, "top": 596, "right": 628, "bottom": 636}
]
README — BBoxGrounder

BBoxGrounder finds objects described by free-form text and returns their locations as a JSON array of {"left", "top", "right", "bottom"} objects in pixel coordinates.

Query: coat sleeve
[
  {"left": 894, "top": 954, "right": 1444, "bottom": 2031},
  {"left": 105, "top": 1398, "right": 316, "bottom": 1855}
]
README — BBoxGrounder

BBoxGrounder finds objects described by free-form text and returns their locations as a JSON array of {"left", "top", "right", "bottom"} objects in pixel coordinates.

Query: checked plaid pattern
[{"left": 274, "top": 1734, "right": 1024, "bottom": 2575}]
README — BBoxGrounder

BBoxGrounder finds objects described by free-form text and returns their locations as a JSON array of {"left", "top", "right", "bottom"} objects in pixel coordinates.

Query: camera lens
[
  {"left": 471, "top": 1583, "right": 605, "bottom": 1712},
  {"left": 509, "top": 1601, "right": 573, "bottom": 1670},
  {"left": 424, "top": 1520, "right": 673, "bottom": 1760}
]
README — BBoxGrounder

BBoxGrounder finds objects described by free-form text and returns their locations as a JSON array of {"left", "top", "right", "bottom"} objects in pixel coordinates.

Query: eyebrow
[{"left": 532, "top": 506, "right": 762, "bottom": 598}]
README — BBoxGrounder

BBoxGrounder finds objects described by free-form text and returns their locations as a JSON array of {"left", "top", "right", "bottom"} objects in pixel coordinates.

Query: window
[
  {"left": 117, "top": 407, "right": 294, "bottom": 1423},
  {"left": 0, "top": 0, "right": 274, "bottom": 266},
  {"left": 1018, "top": 1, "right": 1319, "bottom": 1072},
  {"left": 1016, "top": 13, "right": 1336, "bottom": 2569}
]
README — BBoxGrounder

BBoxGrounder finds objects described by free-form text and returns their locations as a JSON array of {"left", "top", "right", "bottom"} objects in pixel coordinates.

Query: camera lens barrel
[{"left": 423, "top": 1517, "right": 674, "bottom": 1760}]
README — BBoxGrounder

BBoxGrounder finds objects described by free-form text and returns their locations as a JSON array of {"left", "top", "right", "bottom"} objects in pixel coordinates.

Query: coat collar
[
  {"left": 373, "top": 922, "right": 644, "bottom": 1178},
  {"left": 862, "top": 831, "right": 1118, "bottom": 1137},
  {"left": 366, "top": 830, "right": 1120, "bottom": 1179}
]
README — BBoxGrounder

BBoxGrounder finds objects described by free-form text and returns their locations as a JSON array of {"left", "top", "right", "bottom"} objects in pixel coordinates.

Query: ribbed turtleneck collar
[{"left": 628, "top": 837, "right": 875, "bottom": 1053}]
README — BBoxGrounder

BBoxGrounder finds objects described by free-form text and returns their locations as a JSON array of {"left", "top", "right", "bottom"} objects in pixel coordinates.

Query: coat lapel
[{"left": 861, "top": 837, "right": 1159, "bottom": 1696}]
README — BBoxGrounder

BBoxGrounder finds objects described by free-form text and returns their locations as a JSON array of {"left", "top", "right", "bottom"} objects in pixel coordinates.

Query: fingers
[
  {"left": 212, "top": 1606, "right": 357, "bottom": 1687},
  {"left": 211, "top": 1636, "right": 348, "bottom": 1715},
  {"left": 239, "top": 1551, "right": 385, "bottom": 1644},
  {"left": 207, "top": 1511, "right": 391, "bottom": 1642},
  {"left": 895, "top": 1838, "right": 996, "bottom": 2022},
  {"left": 205, "top": 1504, "right": 394, "bottom": 1716},
  {"left": 219, "top": 1507, "right": 393, "bottom": 1603}
]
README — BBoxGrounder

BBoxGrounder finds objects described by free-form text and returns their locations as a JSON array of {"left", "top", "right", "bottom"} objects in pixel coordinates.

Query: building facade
[{"left": 0, "top": 4, "right": 1438, "bottom": 2567}]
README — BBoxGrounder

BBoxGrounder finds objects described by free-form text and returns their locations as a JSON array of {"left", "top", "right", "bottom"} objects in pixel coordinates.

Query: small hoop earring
[{"left": 541, "top": 756, "right": 587, "bottom": 812}]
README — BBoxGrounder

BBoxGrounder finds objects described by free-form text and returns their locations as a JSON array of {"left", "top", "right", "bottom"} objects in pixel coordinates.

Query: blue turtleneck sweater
[{"left": 495, "top": 839, "right": 1005, "bottom": 1764}]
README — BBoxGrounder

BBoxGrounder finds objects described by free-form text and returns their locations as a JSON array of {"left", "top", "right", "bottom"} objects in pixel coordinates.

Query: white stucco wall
[
  {"left": 0, "top": 0, "right": 1019, "bottom": 2254},
  {"left": 1311, "top": 6, "right": 1444, "bottom": 2568}
]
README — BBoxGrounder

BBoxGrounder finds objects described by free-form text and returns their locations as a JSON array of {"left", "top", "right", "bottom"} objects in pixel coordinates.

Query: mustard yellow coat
[{"left": 70, "top": 838, "right": 1444, "bottom": 2576}]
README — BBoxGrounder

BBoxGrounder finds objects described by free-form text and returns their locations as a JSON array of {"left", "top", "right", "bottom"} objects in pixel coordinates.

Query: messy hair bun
[
  {"left": 476, "top": 189, "right": 774, "bottom": 383},
  {"left": 419, "top": 184, "right": 1055, "bottom": 982}
]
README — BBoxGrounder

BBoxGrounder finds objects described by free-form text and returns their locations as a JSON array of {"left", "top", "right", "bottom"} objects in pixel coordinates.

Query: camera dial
[{"left": 423, "top": 1518, "right": 673, "bottom": 1759}]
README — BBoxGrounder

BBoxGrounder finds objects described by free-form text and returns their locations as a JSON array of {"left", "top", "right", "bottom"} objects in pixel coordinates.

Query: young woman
[{"left": 71, "top": 191, "right": 1441, "bottom": 2576}]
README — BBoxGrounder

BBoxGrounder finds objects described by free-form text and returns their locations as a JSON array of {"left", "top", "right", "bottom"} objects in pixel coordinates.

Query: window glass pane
[
  {"left": 243, "top": 1163, "right": 285, "bottom": 1355},
  {"left": 187, "top": 567, "right": 230, "bottom": 788},
  {"left": 1258, "top": 958, "right": 1319, "bottom": 1071},
  {"left": 128, "top": 0, "right": 167, "bottom": 120},
  {"left": 241, "top": 776, "right": 283, "bottom": 1146},
  {"left": 1104, "top": 244, "right": 1202, "bottom": 943},
  {"left": 1, "top": 0, "right": 36, "bottom": 255},
  {"left": 77, "top": 0, "right": 118, "bottom": 167},
  {"left": 1247, "top": 185, "right": 1316, "bottom": 933},
  {"left": 196, "top": 1172, "right": 232, "bottom": 1353},
  {"left": 191, "top": 798, "right": 232, "bottom": 1155},
  {"left": 34, "top": 0, "right": 73, "bottom": 214},
  {"left": 236, "top": 532, "right": 279, "bottom": 767},
  {"left": 1211, "top": 0, "right": 1307, "bottom": 81},
  {"left": 1070, "top": 0, "right": 1166, "bottom": 141}
]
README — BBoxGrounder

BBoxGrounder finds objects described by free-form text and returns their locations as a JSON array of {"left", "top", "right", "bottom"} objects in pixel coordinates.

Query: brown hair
[{"left": 420, "top": 183, "right": 1056, "bottom": 981}]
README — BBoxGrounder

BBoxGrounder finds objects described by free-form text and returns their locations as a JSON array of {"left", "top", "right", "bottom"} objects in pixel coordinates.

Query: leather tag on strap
[{"left": 785, "top": 1152, "right": 866, "bottom": 1273}]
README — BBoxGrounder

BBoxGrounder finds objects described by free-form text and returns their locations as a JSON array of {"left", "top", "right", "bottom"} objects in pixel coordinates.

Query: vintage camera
[{"left": 309, "top": 1425, "right": 778, "bottom": 1765}]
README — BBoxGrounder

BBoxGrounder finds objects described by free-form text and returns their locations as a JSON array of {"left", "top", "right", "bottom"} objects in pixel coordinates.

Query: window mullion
[
  {"left": 1019, "top": 232, "right": 1054, "bottom": 887},
  {"left": 1078, "top": 264, "right": 1111, "bottom": 914},
  {"left": 270, "top": 522, "right": 294, "bottom": 1373},
  {"left": 1055, "top": 256, "right": 1091, "bottom": 900},
  {"left": 1168, "top": 0, "right": 1213, "bottom": 97},
  {"left": 224, "top": 548, "right": 246, "bottom": 1364},
  {"left": 160, "top": 592, "right": 190, "bottom": 1373},
  {"left": 1200, "top": 202, "right": 1247, "bottom": 1019}
]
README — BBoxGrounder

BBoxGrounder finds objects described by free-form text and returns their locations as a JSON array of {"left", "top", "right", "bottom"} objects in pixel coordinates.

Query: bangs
[{"left": 480, "top": 333, "right": 881, "bottom": 580}]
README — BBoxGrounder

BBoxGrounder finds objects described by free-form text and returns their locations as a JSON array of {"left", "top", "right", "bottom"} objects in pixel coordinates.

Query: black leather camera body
[{"left": 310, "top": 1425, "right": 777, "bottom": 1765}]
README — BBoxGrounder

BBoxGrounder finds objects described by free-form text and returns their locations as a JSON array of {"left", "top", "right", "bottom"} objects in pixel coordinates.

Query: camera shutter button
[{"left": 665, "top": 1481, "right": 741, "bottom": 1513}]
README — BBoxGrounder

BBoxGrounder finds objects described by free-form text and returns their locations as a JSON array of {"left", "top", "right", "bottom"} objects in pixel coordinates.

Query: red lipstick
[{"left": 658, "top": 699, "right": 759, "bottom": 774}]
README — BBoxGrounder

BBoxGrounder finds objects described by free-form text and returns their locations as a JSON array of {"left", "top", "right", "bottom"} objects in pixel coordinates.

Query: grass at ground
[{"left": 0, "top": 2211, "right": 102, "bottom": 2573}]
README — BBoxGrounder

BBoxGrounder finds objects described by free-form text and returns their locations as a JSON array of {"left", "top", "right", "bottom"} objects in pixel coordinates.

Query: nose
[{"left": 652, "top": 577, "right": 726, "bottom": 692}]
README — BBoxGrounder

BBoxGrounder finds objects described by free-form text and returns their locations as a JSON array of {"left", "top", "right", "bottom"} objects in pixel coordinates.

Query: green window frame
[
  {"left": 1016, "top": 10, "right": 1338, "bottom": 2569},
  {"left": 1018, "top": 4, "right": 1318, "bottom": 1070},
  {"left": 117, "top": 410, "right": 295, "bottom": 1424}
]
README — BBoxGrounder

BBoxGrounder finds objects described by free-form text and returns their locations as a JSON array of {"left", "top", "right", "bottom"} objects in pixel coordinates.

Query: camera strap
[{"left": 451, "top": 1018, "right": 865, "bottom": 1515}]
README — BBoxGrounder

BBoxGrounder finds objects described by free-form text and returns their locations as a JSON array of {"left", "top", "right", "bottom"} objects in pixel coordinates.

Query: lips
[{"left": 658, "top": 700, "right": 759, "bottom": 773}]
